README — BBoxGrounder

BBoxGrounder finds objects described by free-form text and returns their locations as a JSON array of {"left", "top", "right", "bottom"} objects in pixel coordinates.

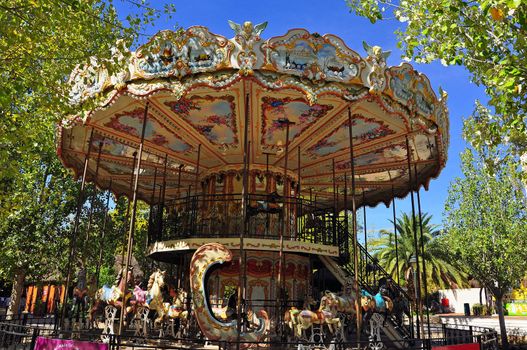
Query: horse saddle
[
  {"left": 101, "top": 285, "right": 121, "bottom": 303},
  {"left": 373, "top": 293, "right": 386, "bottom": 310}
]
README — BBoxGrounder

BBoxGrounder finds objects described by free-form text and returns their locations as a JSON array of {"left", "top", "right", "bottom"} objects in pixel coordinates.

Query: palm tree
[{"left": 369, "top": 213, "right": 467, "bottom": 291}]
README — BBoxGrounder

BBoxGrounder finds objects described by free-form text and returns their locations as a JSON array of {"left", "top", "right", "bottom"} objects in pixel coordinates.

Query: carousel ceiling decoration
[{"left": 58, "top": 21, "right": 449, "bottom": 208}]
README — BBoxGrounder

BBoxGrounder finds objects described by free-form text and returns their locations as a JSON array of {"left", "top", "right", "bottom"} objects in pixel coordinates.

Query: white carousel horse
[{"left": 145, "top": 269, "right": 167, "bottom": 327}]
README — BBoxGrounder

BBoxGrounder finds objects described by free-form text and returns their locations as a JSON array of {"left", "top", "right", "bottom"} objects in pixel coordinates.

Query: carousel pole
[
  {"left": 81, "top": 139, "right": 102, "bottom": 294},
  {"left": 85, "top": 140, "right": 103, "bottom": 242},
  {"left": 121, "top": 152, "right": 137, "bottom": 269},
  {"left": 344, "top": 174, "right": 349, "bottom": 261},
  {"left": 96, "top": 179, "right": 112, "bottom": 289},
  {"left": 332, "top": 158, "right": 337, "bottom": 245},
  {"left": 118, "top": 101, "right": 149, "bottom": 335},
  {"left": 297, "top": 146, "right": 301, "bottom": 240},
  {"left": 146, "top": 167, "right": 157, "bottom": 250},
  {"left": 406, "top": 135, "right": 423, "bottom": 339},
  {"left": 194, "top": 144, "right": 201, "bottom": 222},
  {"left": 362, "top": 191, "right": 367, "bottom": 253},
  {"left": 264, "top": 152, "right": 272, "bottom": 237},
  {"left": 391, "top": 184, "right": 401, "bottom": 285},
  {"left": 60, "top": 127, "right": 95, "bottom": 329},
  {"left": 415, "top": 163, "right": 432, "bottom": 339},
  {"left": 347, "top": 107, "right": 361, "bottom": 343},
  {"left": 277, "top": 117, "right": 293, "bottom": 341},
  {"left": 237, "top": 92, "right": 251, "bottom": 348}
]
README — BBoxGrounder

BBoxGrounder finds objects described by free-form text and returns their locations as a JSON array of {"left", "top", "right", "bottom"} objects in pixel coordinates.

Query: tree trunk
[
  {"left": 495, "top": 296, "right": 509, "bottom": 350},
  {"left": 7, "top": 267, "right": 26, "bottom": 317}
]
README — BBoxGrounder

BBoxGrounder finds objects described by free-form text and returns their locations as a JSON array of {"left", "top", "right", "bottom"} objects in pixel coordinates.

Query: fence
[{"left": 0, "top": 314, "right": 499, "bottom": 350}]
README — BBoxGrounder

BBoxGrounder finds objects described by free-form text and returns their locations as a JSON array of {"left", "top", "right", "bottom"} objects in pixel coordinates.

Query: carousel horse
[
  {"left": 190, "top": 243, "right": 269, "bottom": 348},
  {"left": 284, "top": 297, "right": 327, "bottom": 340},
  {"left": 319, "top": 292, "right": 343, "bottom": 334},
  {"left": 361, "top": 289, "right": 393, "bottom": 327},
  {"left": 378, "top": 277, "right": 410, "bottom": 326},
  {"left": 88, "top": 267, "right": 133, "bottom": 327},
  {"left": 165, "top": 287, "right": 190, "bottom": 338},
  {"left": 72, "top": 286, "right": 89, "bottom": 319},
  {"left": 144, "top": 269, "right": 167, "bottom": 327}
]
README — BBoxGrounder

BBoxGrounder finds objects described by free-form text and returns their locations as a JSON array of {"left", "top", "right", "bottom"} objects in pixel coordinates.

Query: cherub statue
[
  {"left": 228, "top": 20, "right": 268, "bottom": 75},
  {"left": 363, "top": 41, "right": 391, "bottom": 94}
]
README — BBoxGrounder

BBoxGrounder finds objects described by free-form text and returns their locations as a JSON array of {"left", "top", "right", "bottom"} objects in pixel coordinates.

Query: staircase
[{"left": 318, "top": 219, "right": 414, "bottom": 348}]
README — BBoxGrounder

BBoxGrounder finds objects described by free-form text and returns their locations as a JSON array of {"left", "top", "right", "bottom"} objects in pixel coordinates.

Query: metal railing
[
  {"left": 148, "top": 193, "right": 338, "bottom": 247},
  {"left": 334, "top": 219, "right": 414, "bottom": 340},
  {"left": 0, "top": 317, "right": 499, "bottom": 350}
]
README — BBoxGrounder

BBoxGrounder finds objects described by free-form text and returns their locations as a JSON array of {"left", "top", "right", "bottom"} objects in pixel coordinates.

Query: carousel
[{"left": 57, "top": 20, "right": 449, "bottom": 349}]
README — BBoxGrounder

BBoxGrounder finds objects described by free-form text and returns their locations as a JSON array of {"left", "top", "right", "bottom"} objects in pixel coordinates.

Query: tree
[
  {"left": 0, "top": 0, "right": 175, "bottom": 210},
  {"left": 0, "top": 0, "right": 174, "bottom": 315},
  {"left": 346, "top": 0, "right": 527, "bottom": 163},
  {"left": 0, "top": 139, "right": 78, "bottom": 315},
  {"left": 370, "top": 212, "right": 467, "bottom": 292},
  {"left": 444, "top": 139, "right": 527, "bottom": 349}
]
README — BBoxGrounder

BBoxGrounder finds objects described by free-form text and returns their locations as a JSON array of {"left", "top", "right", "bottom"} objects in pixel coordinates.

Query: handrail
[{"left": 335, "top": 218, "right": 413, "bottom": 339}]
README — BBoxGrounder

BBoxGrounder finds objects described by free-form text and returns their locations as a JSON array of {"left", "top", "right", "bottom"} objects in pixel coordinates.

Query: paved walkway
[{"left": 437, "top": 314, "right": 527, "bottom": 334}]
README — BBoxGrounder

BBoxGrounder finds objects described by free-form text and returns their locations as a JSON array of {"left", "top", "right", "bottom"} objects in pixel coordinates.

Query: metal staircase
[{"left": 319, "top": 219, "right": 414, "bottom": 347}]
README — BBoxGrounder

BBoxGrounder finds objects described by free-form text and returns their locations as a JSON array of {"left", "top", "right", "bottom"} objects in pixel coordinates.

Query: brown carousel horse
[{"left": 88, "top": 267, "right": 133, "bottom": 327}]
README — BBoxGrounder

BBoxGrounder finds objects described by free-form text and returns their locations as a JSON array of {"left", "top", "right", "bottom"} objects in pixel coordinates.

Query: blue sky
[{"left": 115, "top": 0, "right": 487, "bottom": 240}]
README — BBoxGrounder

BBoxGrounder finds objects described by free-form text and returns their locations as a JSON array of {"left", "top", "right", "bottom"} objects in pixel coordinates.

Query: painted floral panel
[
  {"left": 104, "top": 108, "right": 192, "bottom": 154},
  {"left": 165, "top": 95, "right": 238, "bottom": 148}
]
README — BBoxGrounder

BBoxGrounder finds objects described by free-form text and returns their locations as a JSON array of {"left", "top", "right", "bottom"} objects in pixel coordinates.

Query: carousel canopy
[{"left": 58, "top": 21, "right": 449, "bottom": 208}]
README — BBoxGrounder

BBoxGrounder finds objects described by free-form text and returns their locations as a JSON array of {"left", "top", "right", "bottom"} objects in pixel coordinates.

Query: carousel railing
[
  {"left": 148, "top": 193, "right": 339, "bottom": 246},
  {"left": 0, "top": 318, "right": 499, "bottom": 350}
]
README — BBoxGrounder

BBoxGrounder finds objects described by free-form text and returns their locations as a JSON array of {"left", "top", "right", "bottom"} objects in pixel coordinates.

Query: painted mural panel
[
  {"left": 103, "top": 107, "right": 193, "bottom": 154},
  {"left": 305, "top": 116, "right": 395, "bottom": 159},
  {"left": 165, "top": 95, "right": 239, "bottom": 149},
  {"left": 260, "top": 97, "right": 333, "bottom": 151}
]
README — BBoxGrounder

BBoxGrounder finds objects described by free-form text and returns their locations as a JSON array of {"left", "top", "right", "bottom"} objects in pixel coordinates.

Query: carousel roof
[{"left": 57, "top": 21, "right": 449, "bottom": 208}]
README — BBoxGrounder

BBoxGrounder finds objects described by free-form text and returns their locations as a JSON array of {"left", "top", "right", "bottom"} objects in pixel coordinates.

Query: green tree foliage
[
  {"left": 346, "top": 0, "right": 527, "bottom": 158},
  {"left": 0, "top": 0, "right": 175, "bottom": 205},
  {"left": 370, "top": 213, "right": 467, "bottom": 291},
  {"left": 444, "top": 137, "right": 527, "bottom": 349},
  {"left": 0, "top": 0, "right": 174, "bottom": 314}
]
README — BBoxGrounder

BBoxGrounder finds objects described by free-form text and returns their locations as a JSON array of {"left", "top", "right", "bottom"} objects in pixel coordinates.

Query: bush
[{"left": 472, "top": 303, "right": 490, "bottom": 316}]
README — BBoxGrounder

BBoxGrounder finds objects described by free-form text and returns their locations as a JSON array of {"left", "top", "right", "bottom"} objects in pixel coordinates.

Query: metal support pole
[
  {"left": 296, "top": 146, "right": 301, "bottom": 240},
  {"left": 237, "top": 92, "right": 251, "bottom": 348},
  {"left": 415, "top": 164, "right": 431, "bottom": 339},
  {"left": 195, "top": 144, "right": 201, "bottom": 195},
  {"left": 344, "top": 174, "right": 349, "bottom": 261},
  {"left": 60, "top": 127, "right": 94, "bottom": 329},
  {"left": 332, "top": 158, "right": 337, "bottom": 245},
  {"left": 347, "top": 107, "right": 361, "bottom": 343},
  {"left": 96, "top": 179, "right": 112, "bottom": 289},
  {"left": 146, "top": 167, "right": 158, "bottom": 250},
  {"left": 120, "top": 152, "right": 137, "bottom": 269},
  {"left": 406, "top": 135, "right": 423, "bottom": 339},
  {"left": 391, "top": 185, "right": 400, "bottom": 285},
  {"left": 362, "top": 191, "right": 367, "bottom": 253},
  {"left": 119, "top": 101, "right": 149, "bottom": 335},
  {"left": 277, "top": 117, "right": 293, "bottom": 340},
  {"left": 264, "top": 152, "right": 272, "bottom": 237},
  {"left": 85, "top": 140, "right": 103, "bottom": 242}
]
